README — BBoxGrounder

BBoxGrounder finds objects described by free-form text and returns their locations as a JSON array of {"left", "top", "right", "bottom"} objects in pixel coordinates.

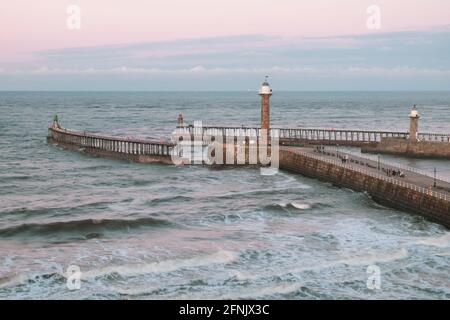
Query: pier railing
[
  {"left": 184, "top": 125, "right": 450, "bottom": 144},
  {"left": 48, "top": 126, "right": 174, "bottom": 157},
  {"left": 184, "top": 125, "right": 407, "bottom": 143},
  {"left": 289, "top": 148, "right": 450, "bottom": 202},
  {"left": 278, "top": 128, "right": 407, "bottom": 142},
  {"left": 418, "top": 132, "right": 450, "bottom": 143}
]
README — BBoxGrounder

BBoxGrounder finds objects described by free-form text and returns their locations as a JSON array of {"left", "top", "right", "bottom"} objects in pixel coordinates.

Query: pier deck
[{"left": 288, "top": 146, "right": 450, "bottom": 198}]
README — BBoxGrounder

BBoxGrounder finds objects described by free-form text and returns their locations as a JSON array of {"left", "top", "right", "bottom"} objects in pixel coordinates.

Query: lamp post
[
  {"left": 434, "top": 167, "right": 437, "bottom": 188},
  {"left": 377, "top": 154, "right": 381, "bottom": 171}
]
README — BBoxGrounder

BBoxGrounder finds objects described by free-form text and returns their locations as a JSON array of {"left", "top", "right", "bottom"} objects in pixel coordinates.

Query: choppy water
[{"left": 0, "top": 91, "right": 449, "bottom": 299}]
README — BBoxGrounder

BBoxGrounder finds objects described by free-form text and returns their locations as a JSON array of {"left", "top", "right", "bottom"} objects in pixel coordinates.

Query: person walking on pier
[{"left": 341, "top": 154, "right": 348, "bottom": 164}]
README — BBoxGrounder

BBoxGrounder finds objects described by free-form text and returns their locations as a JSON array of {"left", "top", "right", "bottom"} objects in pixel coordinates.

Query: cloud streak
[
  {"left": 25, "top": 30, "right": 450, "bottom": 70},
  {"left": 3, "top": 65, "right": 450, "bottom": 78},
  {"left": 2, "top": 30, "right": 450, "bottom": 90}
]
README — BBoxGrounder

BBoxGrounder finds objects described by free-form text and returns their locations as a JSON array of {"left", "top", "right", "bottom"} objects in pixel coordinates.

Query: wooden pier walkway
[{"left": 47, "top": 125, "right": 175, "bottom": 164}]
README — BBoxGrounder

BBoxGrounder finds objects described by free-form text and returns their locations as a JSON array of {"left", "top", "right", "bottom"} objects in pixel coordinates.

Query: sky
[{"left": 1, "top": 0, "right": 450, "bottom": 90}]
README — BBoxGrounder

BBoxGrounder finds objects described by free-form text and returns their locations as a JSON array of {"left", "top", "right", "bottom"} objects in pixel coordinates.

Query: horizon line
[{"left": 2, "top": 90, "right": 450, "bottom": 93}]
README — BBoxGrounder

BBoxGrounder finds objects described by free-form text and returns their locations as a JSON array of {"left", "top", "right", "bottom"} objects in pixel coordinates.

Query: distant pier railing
[
  {"left": 418, "top": 132, "right": 450, "bottom": 143},
  {"left": 183, "top": 126, "right": 450, "bottom": 144},
  {"left": 47, "top": 126, "right": 174, "bottom": 157}
]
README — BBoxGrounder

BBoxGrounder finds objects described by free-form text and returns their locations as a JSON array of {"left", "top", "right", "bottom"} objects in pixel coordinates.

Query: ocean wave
[
  {"left": 264, "top": 202, "right": 313, "bottom": 213},
  {"left": 416, "top": 233, "right": 450, "bottom": 248},
  {"left": 83, "top": 165, "right": 114, "bottom": 171},
  {"left": 131, "top": 179, "right": 154, "bottom": 187},
  {"left": 84, "top": 250, "right": 236, "bottom": 280},
  {"left": 233, "top": 248, "right": 409, "bottom": 281},
  {"left": 435, "top": 252, "right": 450, "bottom": 257},
  {"left": 0, "top": 200, "right": 124, "bottom": 218},
  {"left": 219, "top": 185, "right": 311, "bottom": 199},
  {"left": 111, "top": 285, "right": 163, "bottom": 296},
  {"left": 228, "top": 283, "right": 303, "bottom": 299},
  {"left": 0, "top": 272, "right": 66, "bottom": 290},
  {"left": 1, "top": 251, "right": 235, "bottom": 291},
  {"left": 176, "top": 282, "right": 303, "bottom": 300},
  {"left": 290, "top": 202, "right": 312, "bottom": 210},
  {"left": 0, "top": 216, "right": 173, "bottom": 239},
  {"left": 144, "top": 195, "right": 193, "bottom": 205},
  {"left": 0, "top": 175, "right": 33, "bottom": 181},
  {"left": 338, "top": 248, "right": 409, "bottom": 266},
  {"left": 112, "top": 278, "right": 210, "bottom": 297},
  {"left": 0, "top": 273, "right": 28, "bottom": 289}
]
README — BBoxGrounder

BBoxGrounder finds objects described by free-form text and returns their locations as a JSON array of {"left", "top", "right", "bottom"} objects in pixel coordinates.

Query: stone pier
[{"left": 280, "top": 147, "right": 450, "bottom": 228}]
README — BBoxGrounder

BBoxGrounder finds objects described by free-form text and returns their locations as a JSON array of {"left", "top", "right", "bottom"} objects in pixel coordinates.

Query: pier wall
[
  {"left": 47, "top": 137, "right": 172, "bottom": 164},
  {"left": 279, "top": 148, "right": 450, "bottom": 228},
  {"left": 362, "top": 138, "right": 450, "bottom": 159}
]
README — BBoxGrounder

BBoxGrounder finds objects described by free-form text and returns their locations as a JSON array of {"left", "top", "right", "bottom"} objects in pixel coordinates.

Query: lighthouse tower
[
  {"left": 259, "top": 76, "right": 272, "bottom": 131},
  {"left": 409, "top": 105, "right": 420, "bottom": 141}
]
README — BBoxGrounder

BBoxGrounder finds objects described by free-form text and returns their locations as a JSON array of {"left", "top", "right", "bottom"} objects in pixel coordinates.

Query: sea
[{"left": 0, "top": 91, "right": 449, "bottom": 299}]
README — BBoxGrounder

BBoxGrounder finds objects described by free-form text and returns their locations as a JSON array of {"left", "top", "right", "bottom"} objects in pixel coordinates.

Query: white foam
[
  {"left": 416, "top": 233, "right": 450, "bottom": 248},
  {"left": 223, "top": 283, "right": 303, "bottom": 299},
  {"left": 338, "top": 248, "right": 409, "bottom": 266},
  {"left": 110, "top": 285, "right": 161, "bottom": 296},
  {"left": 176, "top": 282, "right": 303, "bottom": 300},
  {"left": 222, "top": 185, "right": 311, "bottom": 198},
  {"left": 276, "top": 201, "right": 311, "bottom": 209},
  {"left": 0, "top": 273, "right": 27, "bottom": 289},
  {"left": 435, "top": 252, "right": 450, "bottom": 257},
  {"left": 234, "top": 248, "right": 409, "bottom": 281},
  {"left": 291, "top": 202, "right": 311, "bottom": 210},
  {"left": 81, "top": 250, "right": 235, "bottom": 279}
]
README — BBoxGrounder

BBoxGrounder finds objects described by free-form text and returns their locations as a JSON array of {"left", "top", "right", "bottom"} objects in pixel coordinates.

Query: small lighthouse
[
  {"left": 409, "top": 105, "right": 420, "bottom": 141},
  {"left": 259, "top": 76, "right": 272, "bottom": 132},
  {"left": 177, "top": 113, "right": 184, "bottom": 128},
  {"left": 52, "top": 114, "right": 60, "bottom": 129}
]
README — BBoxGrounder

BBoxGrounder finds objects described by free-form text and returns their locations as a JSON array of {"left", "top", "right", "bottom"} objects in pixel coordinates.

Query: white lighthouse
[
  {"left": 259, "top": 76, "right": 272, "bottom": 131},
  {"left": 409, "top": 105, "right": 420, "bottom": 141}
]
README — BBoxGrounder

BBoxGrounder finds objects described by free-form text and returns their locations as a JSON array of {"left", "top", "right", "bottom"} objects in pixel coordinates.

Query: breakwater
[{"left": 47, "top": 123, "right": 450, "bottom": 228}]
